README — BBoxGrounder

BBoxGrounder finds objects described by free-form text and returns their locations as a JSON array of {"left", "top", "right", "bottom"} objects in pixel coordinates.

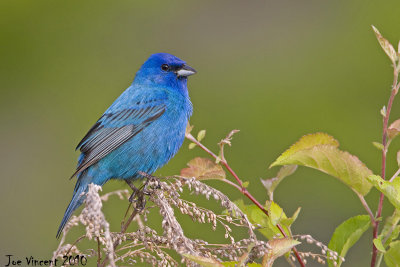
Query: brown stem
[
  {"left": 371, "top": 68, "right": 399, "bottom": 267},
  {"left": 97, "top": 237, "right": 101, "bottom": 265},
  {"left": 186, "top": 133, "right": 305, "bottom": 267},
  {"left": 65, "top": 235, "right": 85, "bottom": 256},
  {"left": 99, "top": 203, "right": 140, "bottom": 267}
]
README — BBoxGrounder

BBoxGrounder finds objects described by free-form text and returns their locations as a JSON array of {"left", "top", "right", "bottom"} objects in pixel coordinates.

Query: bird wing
[{"left": 71, "top": 101, "right": 166, "bottom": 178}]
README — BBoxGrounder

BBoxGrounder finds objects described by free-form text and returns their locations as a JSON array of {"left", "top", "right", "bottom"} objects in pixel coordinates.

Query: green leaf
[
  {"left": 281, "top": 207, "right": 301, "bottom": 227},
  {"left": 367, "top": 175, "right": 400, "bottom": 209},
  {"left": 328, "top": 215, "right": 371, "bottom": 267},
  {"left": 181, "top": 157, "right": 226, "bottom": 180},
  {"left": 373, "top": 238, "right": 386, "bottom": 253},
  {"left": 261, "top": 165, "right": 297, "bottom": 199},
  {"left": 266, "top": 201, "right": 285, "bottom": 226},
  {"left": 372, "top": 25, "right": 398, "bottom": 64},
  {"left": 270, "top": 133, "right": 373, "bottom": 196},
  {"left": 182, "top": 254, "right": 223, "bottom": 267},
  {"left": 188, "top": 142, "right": 197, "bottom": 149},
  {"left": 234, "top": 199, "right": 299, "bottom": 240},
  {"left": 234, "top": 199, "right": 286, "bottom": 239},
  {"left": 263, "top": 238, "right": 301, "bottom": 267},
  {"left": 197, "top": 129, "right": 206, "bottom": 141},
  {"left": 271, "top": 133, "right": 339, "bottom": 163},
  {"left": 242, "top": 181, "right": 250, "bottom": 188},
  {"left": 379, "top": 209, "right": 400, "bottom": 247},
  {"left": 372, "top": 141, "right": 384, "bottom": 151},
  {"left": 384, "top": 241, "right": 400, "bottom": 267}
]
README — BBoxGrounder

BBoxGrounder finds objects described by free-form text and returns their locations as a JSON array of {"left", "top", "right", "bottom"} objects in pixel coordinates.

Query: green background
[{"left": 1, "top": 0, "right": 400, "bottom": 266}]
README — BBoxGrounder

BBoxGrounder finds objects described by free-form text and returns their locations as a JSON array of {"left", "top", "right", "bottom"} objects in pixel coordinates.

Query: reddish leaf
[{"left": 181, "top": 157, "right": 226, "bottom": 180}]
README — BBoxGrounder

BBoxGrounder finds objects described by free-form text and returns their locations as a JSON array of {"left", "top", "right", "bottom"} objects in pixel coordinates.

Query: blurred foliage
[{"left": 1, "top": 0, "right": 400, "bottom": 266}]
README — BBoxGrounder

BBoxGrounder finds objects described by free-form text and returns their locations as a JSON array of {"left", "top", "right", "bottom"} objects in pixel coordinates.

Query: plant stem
[
  {"left": 357, "top": 193, "right": 375, "bottom": 224},
  {"left": 97, "top": 237, "right": 101, "bottom": 265},
  {"left": 99, "top": 203, "right": 140, "bottom": 267},
  {"left": 186, "top": 133, "right": 306, "bottom": 267},
  {"left": 389, "top": 167, "right": 400, "bottom": 182},
  {"left": 371, "top": 67, "right": 399, "bottom": 267}
]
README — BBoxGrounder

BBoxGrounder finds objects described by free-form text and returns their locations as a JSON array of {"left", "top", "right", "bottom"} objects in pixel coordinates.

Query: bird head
[{"left": 134, "top": 53, "right": 196, "bottom": 88}]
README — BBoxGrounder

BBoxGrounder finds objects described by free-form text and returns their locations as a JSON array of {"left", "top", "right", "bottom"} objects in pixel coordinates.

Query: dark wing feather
[{"left": 71, "top": 103, "right": 166, "bottom": 178}]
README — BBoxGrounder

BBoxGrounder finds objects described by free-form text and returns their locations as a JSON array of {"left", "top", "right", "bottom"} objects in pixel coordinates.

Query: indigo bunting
[{"left": 57, "top": 53, "right": 196, "bottom": 237}]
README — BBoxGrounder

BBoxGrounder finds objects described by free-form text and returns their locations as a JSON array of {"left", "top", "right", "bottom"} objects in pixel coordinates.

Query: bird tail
[{"left": 56, "top": 178, "right": 88, "bottom": 238}]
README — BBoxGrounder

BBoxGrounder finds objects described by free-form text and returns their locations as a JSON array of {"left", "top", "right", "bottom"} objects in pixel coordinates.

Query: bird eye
[{"left": 161, "top": 64, "right": 170, "bottom": 71}]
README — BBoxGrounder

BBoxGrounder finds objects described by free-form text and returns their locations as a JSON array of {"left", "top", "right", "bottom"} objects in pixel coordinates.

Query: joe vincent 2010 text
[{"left": 5, "top": 255, "right": 58, "bottom": 266}]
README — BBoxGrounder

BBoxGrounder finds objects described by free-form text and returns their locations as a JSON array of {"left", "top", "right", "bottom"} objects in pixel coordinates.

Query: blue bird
[{"left": 57, "top": 53, "right": 196, "bottom": 238}]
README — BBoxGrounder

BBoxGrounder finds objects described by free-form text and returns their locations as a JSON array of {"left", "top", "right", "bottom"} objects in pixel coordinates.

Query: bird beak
[{"left": 176, "top": 64, "right": 197, "bottom": 77}]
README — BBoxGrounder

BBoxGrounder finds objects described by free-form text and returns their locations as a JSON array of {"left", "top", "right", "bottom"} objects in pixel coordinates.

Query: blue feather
[{"left": 57, "top": 53, "right": 196, "bottom": 238}]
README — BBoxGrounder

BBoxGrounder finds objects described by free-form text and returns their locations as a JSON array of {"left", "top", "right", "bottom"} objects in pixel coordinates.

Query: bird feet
[{"left": 126, "top": 172, "right": 160, "bottom": 211}]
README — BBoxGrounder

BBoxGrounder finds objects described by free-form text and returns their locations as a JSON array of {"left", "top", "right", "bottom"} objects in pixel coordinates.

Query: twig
[
  {"left": 389, "top": 167, "right": 400, "bottom": 182},
  {"left": 186, "top": 133, "right": 306, "bottom": 267},
  {"left": 357, "top": 193, "right": 375, "bottom": 224},
  {"left": 97, "top": 237, "right": 101, "bottom": 265},
  {"left": 371, "top": 66, "right": 399, "bottom": 267},
  {"left": 65, "top": 235, "right": 86, "bottom": 256},
  {"left": 99, "top": 202, "right": 140, "bottom": 267}
]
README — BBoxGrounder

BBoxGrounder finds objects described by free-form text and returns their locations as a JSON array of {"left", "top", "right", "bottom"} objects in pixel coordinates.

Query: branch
[
  {"left": 99, "top": 204, "right": 140, "bottom": 267},
  {"left": 356, "top": 193, "right": 375, "bottom": 224},
  {"left": 186, "top": 133, "right": 306, "bottom": 267},
  {"left": 389, "top": 166, "right": 400, "bottom": 182},
  {"left": 371, "top": 66, "right": 399, "bottom": 267}
]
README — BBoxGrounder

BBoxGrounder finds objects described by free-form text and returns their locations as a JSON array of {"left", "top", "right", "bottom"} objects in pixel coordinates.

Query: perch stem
[
  {"left": 186, "top": 133, "right": 305, "bottom": 267},
  {"left": 99, "top": 199, "right": 140, "bottom": 267}
]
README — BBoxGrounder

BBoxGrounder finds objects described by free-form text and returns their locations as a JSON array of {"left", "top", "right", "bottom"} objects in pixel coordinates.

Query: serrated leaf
[
  {"left": 181, "top": 157, "right": 226, "bottom": 180},
  {"left": 266, "top": 201, "right": 284, "bottom": 226},
  {"left": 271, "top": 133, "right": 339, "bottom": 164},
  {"left": 182, "top": 254, "right": 223, "bottom": 267},
  {"left": 367, "top": 175, "right": 400, "bottom": 209},
  {"left": 328, "top": 215, "right": 371, "bottom": 267},
  {"left": 384, "top": 241, "right": 400, "bottom": 267},
  {"left": 261, "top": 165, "right": 297, "bottom": 199},
  {"left": 372, "top": 25, "right": 398, "bottom": 64},
  {"left": 373, "top": 141, "right": 384, "bottom": 151},
  {"left": 234, "top": 199, "right": 288, "bottom": 239},
  {"left": 197, "top": 130, "right": 206, "bottom": 141},
  {"left": 386, "top": 226, "right": 400, "bottom": 248},
  {"left": 234, "top": 199, "right": 299, "bottom": 242},
  {"left": 380, "top": 209, "right": 400, "bottom": 248},
  {"left": 388, "top": 119, "right": 400, "bottom": 140},
  {"left": 263, "top": 238, "right": 301, "bottom": 267},
  {"left": 373, "top": 238, "right": 386, "bottom": 253},
  {"left": 281, "top": 207, "right": 301, "bottom": 227},
  {"left": 270, "top": 133, "right": 373, "bottom": 196}
]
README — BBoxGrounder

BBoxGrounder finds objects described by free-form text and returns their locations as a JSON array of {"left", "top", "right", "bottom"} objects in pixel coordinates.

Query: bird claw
[
  {"left": 126, "top": 173, "right": 161, "bottom": 209},
  {"left": 128, "top": 191, "right": 138, "bottom": 203}
]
